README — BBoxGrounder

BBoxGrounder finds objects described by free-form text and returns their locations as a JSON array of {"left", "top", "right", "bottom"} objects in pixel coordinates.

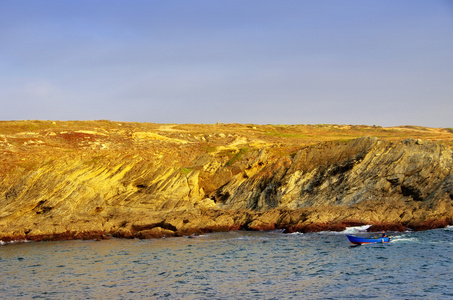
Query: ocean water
[{"left": 1, "top": 226, "right": 452, "bottom": 299}]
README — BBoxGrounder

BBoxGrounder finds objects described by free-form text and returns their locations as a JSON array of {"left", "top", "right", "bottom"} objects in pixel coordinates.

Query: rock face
[{"left": 1, "top": 121, "right": 452, "bottom": 241}]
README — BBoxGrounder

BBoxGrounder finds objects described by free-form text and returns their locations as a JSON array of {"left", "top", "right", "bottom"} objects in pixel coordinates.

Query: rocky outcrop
[{"left": 1, "top": 121, "right": 452, "bottom": 241}]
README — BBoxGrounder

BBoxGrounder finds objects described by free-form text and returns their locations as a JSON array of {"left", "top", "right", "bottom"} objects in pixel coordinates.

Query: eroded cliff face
[{"left": 1, "top": 121, "right": 452, "bottom": 241}]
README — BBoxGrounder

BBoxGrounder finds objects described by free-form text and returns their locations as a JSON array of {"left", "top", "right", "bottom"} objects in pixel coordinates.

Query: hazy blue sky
[{"left": 1, "top": 1, "right": 452, "bottom": 127}]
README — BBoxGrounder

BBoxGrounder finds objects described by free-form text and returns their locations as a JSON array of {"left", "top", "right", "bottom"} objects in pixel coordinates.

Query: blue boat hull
[{"left": 347, "top": 235, "right": 390, "bottom": 245}]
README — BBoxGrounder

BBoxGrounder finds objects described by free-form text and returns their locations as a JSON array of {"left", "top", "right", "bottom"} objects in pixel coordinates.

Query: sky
[{"left": 1, "top": 1, "right": 452, "bottom": 127}]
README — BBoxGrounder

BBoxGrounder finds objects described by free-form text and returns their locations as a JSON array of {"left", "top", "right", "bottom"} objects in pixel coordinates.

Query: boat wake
[{"left": 389, "top": 236, "right": 418, "bottom": 243}]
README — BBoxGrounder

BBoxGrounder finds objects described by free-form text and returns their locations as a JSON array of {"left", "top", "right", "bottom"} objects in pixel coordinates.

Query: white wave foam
[
  {"left": 0, "top": 239, "right": 30, "bottom": 245},
  {"left": 316, "top": 225, "right": 372, "bottom": 235},
  {"left": 342, "top": 225, "right": 372, "bottom": 234},
  {"left": 289, "top": 232, "right": 304, "bottom": 235}
]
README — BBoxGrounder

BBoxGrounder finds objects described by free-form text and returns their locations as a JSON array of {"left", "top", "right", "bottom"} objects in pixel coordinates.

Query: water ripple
[{"left": 1, "top": 229, "right": 452, "bottom": 299}]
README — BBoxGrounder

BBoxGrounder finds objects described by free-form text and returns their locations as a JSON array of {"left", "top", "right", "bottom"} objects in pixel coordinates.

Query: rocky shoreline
[
  {"left": 1, "top": 121, "right": 452, "bottom": 242},
  {"left": 0, "top": 216, "right": 451, "bottom": 244}
]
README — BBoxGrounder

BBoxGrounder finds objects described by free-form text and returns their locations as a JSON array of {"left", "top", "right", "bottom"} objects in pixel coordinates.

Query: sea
[{"left": 1, "top": 226, "right": 452, "bottom": 299}]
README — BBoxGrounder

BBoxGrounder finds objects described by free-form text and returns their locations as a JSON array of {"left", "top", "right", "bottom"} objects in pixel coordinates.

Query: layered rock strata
[{"left": 1, "top": 121, "right": 452, "bottom": 241}]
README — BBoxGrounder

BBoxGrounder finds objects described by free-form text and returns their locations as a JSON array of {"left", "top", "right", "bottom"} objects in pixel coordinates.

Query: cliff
[{"left": 1, "top": 121, "right": 453, "bottom": 241}]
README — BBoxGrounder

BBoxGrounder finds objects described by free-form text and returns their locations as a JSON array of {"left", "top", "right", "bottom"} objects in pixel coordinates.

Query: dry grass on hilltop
[{"left": 1, "top": 121, "right": 452, "bottom": 156}]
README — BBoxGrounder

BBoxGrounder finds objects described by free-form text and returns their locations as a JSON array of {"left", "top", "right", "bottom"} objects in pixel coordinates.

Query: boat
[{"left": 346, "top": 234, "right": 390, "bottom": 245}]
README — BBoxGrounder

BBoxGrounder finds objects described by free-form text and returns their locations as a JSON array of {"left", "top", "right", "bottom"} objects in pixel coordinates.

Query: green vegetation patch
[
  {"left": 225, "top": 147, "right": 250, "bottom": 167},
  {"left": 180, "top": 167, "right": 193, "bottom": 175},
  {"left": 202, "top": 144, "right": 217, "bottom": 153},
  {"left": 264, "top": 131, "right": 310, "bottom": 138}
]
